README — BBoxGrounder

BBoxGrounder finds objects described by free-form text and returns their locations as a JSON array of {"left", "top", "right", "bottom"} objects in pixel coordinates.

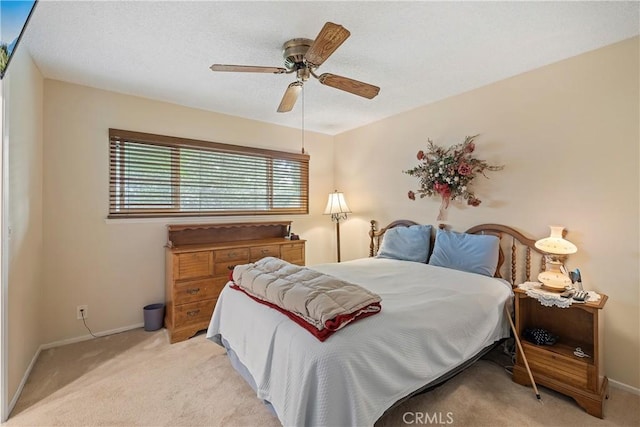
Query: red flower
[
  {"left": 434, "top": 182, "right": 450, "bottom": 197},
  {"left": 417, "top": 150, "right": 425, "bottom": 160},
  {"left": 457, "top": 163, "right": 472, "bottom": 176},
  {"left": 408, "top": 190, "right": 416, "bottom": 200},
  {"left": 467, "top": 197, "right": 481, "bottom": 207},
  {"left": 464, "top": 142, "right": 475, "bottom": 153}
]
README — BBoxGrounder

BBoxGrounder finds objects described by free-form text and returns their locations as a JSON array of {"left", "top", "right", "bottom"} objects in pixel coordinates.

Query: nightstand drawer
[
  {"left": 176, "top": 251, "right": 213, "bottom": 280},
  {"left": 174, "top": 299, "right": 215, "bottom": 327},
  {"left": 250, "top": 245, "right": 280, "bottom": 261},
  {"left": 174, "top": 277, "right": 227, "bottom": 305},
  {"left": 524, "top": 343, "right": 589, "bottom": 389}
]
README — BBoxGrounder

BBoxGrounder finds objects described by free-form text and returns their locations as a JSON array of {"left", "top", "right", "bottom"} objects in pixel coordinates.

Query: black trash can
[{"left": 143, "top": 303, "right": 165, "bottom": 331}]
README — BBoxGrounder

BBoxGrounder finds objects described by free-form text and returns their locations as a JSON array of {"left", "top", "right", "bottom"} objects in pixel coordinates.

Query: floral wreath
[{"left": 405, "top": 135, "right": 503, "bottom": 220}]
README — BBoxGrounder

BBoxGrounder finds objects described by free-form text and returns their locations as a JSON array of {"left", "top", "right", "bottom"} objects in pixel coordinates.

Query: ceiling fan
[{"left": 210, "top": 22, "right": 380, "bottom": 113}]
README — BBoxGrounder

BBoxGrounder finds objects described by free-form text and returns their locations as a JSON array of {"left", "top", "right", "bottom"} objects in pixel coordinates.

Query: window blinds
[{"left": 109, "top": 129, "right": 309, "bottom": 218}]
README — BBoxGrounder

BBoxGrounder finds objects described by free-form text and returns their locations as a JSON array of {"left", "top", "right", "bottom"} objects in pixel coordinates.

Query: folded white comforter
[{"left": 232, "top": 257, "right": 381, "bottom": 337}]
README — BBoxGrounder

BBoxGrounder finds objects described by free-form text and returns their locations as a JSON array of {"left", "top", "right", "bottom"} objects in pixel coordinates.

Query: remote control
[{"left": 573, "top": 290, "right": 587, "bottom": 302}]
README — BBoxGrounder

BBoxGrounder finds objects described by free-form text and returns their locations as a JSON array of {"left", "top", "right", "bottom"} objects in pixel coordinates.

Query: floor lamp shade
[
  {"left": 324, "top": 191, "right": 351, "bottom": 262},
  {"left": 323, "top": 191, "right": 351, "bottom": 220}
]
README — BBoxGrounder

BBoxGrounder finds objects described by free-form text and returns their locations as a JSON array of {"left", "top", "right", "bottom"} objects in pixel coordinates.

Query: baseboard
[
  {"left": 609, "top": 378, "right": 640, "bottom": 396},
  {"left": 8, "top": 322, "right": 144, "bottom": 416},
  {"left": 7, "top": 344, "right": 41, "bottom": 416},
  {"left": 40, "top": 323, "right": 144, "bottom": 350}
]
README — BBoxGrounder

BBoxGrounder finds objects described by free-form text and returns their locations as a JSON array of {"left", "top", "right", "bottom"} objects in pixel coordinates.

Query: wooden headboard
[
  {"left": 368, "top": 220, "right": 545, "bottom": 287},
  {"left": 465, "top": 224, "right": 545, "bottom": 286}
]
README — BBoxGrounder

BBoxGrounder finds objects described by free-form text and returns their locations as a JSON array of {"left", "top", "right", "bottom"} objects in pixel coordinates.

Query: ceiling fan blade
[
  {"left": 317, "top": 73, "right": 380, "bottom": 99},
  {"left": 277, "top": 82, "right": 303, "bottom": 113},
  {"left": 210, "top": 64, "right": 287, "bottom": 74},
  {"left": 304, "top": 22, "right": 350, "bottom": 67}
]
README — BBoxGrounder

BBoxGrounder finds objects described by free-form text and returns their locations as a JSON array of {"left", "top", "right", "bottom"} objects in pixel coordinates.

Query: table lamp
[
  {"left": 534, "top": 226, "right": 577, "bottom": 291},
  {"left": 323, "top": 190, "right": 351, "bottom": 262}
]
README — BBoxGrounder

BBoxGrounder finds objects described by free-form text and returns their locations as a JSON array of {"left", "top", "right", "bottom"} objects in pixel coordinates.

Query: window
[{"left": 109, "top": 129, "right": 309, "bottom": 218}]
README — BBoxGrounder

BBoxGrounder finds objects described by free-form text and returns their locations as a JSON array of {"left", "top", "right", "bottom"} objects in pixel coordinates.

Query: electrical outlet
[{"left": 77, "top": 305, "right": 88, "bottom": 320}]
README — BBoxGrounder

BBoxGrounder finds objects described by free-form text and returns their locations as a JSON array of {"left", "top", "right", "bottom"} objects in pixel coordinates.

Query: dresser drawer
[
  {"left": 214, "top": 260, "right": 246, "bottom": 277},
  {"left": 213, "top": 248, "right": 249, "bottom": 262},
  {"left": 174, "top": 277, "right": 227, "bottom": 305},
  {"left": 175, "top": 251, "right": 213, "bottom": 280},
  {"left": 281, "top": 242, "right": 305, "bottom": 265},
  {"left": 174, "top": 299, "right": 216, "bottom": 328},
  {"left": 524, "top": 343, "right": 589, "bottom": 389},
  {"left": 250, "top": 245, "right": 280, "bottom": 261}
]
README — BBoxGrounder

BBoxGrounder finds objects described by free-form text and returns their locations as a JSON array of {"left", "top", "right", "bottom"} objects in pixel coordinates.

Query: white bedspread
[{"left": 206, "top": 258, "right": 512, "bottom": 427}]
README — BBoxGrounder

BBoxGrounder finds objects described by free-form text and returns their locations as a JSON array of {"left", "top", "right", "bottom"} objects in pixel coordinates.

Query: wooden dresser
[{"left": 164, "top": 221, "right": 305, "bottom": 343}]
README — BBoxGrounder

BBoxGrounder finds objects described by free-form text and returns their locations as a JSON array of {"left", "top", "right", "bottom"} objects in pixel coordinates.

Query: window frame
[{"left": 108, "top": 129, "right": 309, "bottom": 219}]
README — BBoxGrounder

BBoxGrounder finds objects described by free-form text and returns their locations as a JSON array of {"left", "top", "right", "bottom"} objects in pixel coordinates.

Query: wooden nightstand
[{"left": 512, "top": 288, "right": 609, "bottom": 418}]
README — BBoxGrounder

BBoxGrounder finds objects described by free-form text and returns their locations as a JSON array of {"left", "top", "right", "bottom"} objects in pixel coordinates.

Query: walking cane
[{"left": 505, "top": 303, "right": 542, "bottom": 402}]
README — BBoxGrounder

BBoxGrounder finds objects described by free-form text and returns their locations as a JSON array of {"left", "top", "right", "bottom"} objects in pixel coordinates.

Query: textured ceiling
[{"left": 23, "top": 1, "right": 639, "bottom": 135}]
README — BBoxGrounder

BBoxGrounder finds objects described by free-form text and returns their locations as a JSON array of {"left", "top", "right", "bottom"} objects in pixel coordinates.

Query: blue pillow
[
  {"left": 428, "top": 229, "right": 499, "bottom": 276},
  {"left": 377, "top": 225, "right": 432, "bottom": 263}
]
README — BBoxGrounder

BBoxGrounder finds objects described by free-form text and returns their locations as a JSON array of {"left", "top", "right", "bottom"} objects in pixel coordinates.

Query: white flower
[
  {"left": 461, "top": 186, "right": 466, "bottom": 191},
  {"left": 446, "top": 177, "right": 451, "bottom": 183},
  {"left": 454, "top": 176, "right": 459, "bottom": 182},
  {"left": 439, "top": 161, "right": 444, "bottom": 165},
  {"left": 439, "top": 168, "right": 443, "bottom": 173},
  {"left": 435, "top": 172, "right": 439, "bottom": 177}
]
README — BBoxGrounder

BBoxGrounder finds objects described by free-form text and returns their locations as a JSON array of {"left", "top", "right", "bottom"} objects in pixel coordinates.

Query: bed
[{"left": 206, "top": 220, "right": 542, "bottom": 426}]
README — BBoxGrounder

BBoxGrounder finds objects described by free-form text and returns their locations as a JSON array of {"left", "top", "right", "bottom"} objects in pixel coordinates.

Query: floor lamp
[{"left": 323, "top": 190, "right": 351, "bottom": 262}]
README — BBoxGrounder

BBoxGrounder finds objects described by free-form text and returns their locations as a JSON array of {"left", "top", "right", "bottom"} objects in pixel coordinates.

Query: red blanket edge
[{"left": 229, "top": 283, "right": 381, "bottom": 342}]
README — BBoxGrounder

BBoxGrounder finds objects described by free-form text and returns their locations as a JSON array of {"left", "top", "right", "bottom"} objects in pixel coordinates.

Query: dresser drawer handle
[
  {"left": 187, "top": 309, "right": 200, "bottom": 317},
  {"left": 186, "top": 288, "right": 200, "bottom": 295},
  {"left": 227, "top": 252, "right": 237, "bottom": 258},
  {"left": 261, "top": 249, "right": 269, "bottom": 255}
]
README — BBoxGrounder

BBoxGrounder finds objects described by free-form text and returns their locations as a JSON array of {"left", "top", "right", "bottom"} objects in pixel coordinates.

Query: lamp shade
[
  {"left": 534, "top": 226, "right": 577, "bottom": 255},
  {"left": 323, "top": 191, "right": 351, "bottom": 216}
]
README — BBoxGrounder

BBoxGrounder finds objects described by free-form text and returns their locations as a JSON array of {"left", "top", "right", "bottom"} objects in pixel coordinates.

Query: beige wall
[
  {"left": 5, "top": 49, "right": 44, "bottom": 402},
  {"left": 42, "top": 81, "right": 336, "bottom": 344},
  {"left": 32, "top": 36, "right": 640, "bottom": 392},
  {"left": 334, "top": 37, "right": 639, "bottom": 388}
]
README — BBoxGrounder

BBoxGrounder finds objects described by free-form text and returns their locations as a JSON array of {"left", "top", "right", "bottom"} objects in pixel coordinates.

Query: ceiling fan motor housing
[{"left": 282, "top": 38, "right": 313, "bottom": 71}]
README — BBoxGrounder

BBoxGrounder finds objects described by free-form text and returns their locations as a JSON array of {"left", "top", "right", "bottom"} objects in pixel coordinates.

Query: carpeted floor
[{"left": 5, "top": 328, "right": 639, "bottom": 426}]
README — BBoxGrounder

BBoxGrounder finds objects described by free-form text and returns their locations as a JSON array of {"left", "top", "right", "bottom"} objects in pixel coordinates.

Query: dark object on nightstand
[{"left": 524, "top": 328, "right": 557, "bottom": 346}]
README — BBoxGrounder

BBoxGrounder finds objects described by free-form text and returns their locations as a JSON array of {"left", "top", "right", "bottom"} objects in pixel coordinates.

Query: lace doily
[{"left": 518, "top": 282, "right": 601, "bottom": 308}]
